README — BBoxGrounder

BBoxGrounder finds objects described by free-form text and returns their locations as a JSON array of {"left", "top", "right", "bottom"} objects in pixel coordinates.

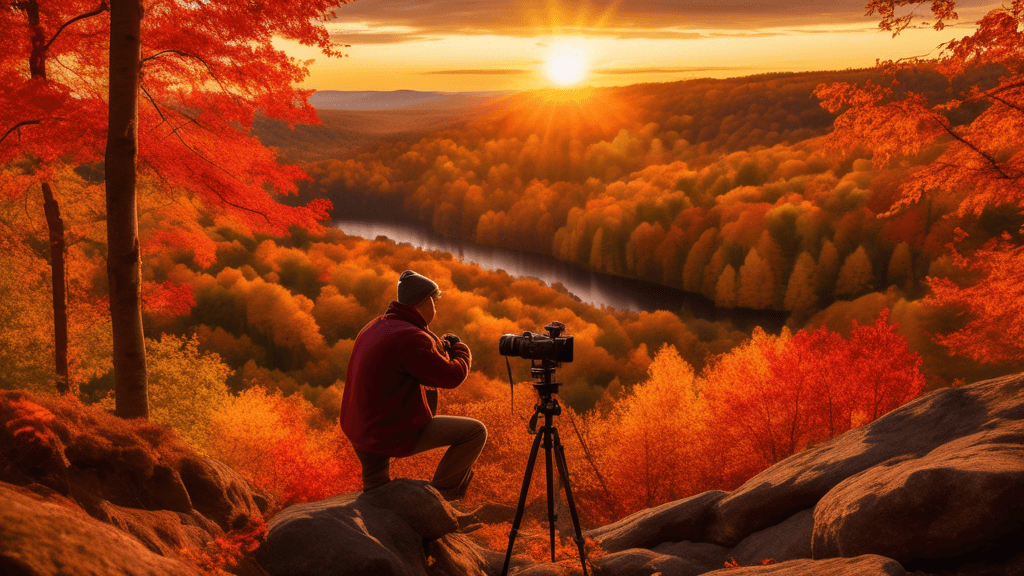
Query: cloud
[
  {"left": 594, "top": 66, "right": 752, "bottom": 75},
  {"left": 329, "top": 32, "right": 436, "bottom": 44},
  {"left": 425, "top": 69, "right": 532, "bottom": 75},
  {"left": 329, "top": 0, "right": 879, "bottom": 39}
]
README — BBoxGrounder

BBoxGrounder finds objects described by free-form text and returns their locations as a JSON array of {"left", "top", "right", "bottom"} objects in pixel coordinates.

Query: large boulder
[
  {"left": 89, "top": 499, "right": 215, "bottom": 558},
  {"left": 811, "top": 435, "right": 1024, "bottom": 564},
  {"left": 584, "top": 490, "right": 726, "bottom": 552},
  {"left": 701, "top": 555, "right": 907, "bottom": 575},
  {"left": 0, "top": 391, "right": 281, "bottom": 575},
  {"left": 705, "top": 374, "right": 1024, "bottom": 546},
  {"left": 255, "top": 480, "right": 462, "bottom": 576},
  {"left": 593, "top": 547, "right": 721, "bottom": 576},
  {"left": 360, "top": 479, "right": 460, "bottom": 541},
  {"left": 727, "top": 509, "right": 813, "bottom": 566},
  {"left": 0, "top": 483, "right": 199, "bottom": 576},
  {"left": 651, "top": 540, "right": 729, "bottom": 572},
  {"left": 180, "top": 456, "right": 268, "bottom": 531},
  {"left": 424, "top": 533, "right": 506, "bottom": 576}
]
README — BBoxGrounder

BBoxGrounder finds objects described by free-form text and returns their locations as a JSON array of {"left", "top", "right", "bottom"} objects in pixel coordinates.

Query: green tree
[{"left": 146, "top": 334, "right": 231, "bottom": 448}]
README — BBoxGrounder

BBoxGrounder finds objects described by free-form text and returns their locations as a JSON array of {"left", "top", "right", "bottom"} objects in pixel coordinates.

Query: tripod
[{"left": 500, "top": 361, "right": 589, "bottom": 576}]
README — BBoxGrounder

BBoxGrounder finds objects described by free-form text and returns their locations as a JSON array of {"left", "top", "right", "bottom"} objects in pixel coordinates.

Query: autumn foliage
[{"left": 818, "top": 0, "right": 1024, "bottom": 362}]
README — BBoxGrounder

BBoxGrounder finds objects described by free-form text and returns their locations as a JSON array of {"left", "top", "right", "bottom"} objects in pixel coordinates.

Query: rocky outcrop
[
  {"left": 703, "top": 373, "right": 1023, "bottom": 548},
  {"left": 0, "top": 391, "right": 271, "bottom": 575},
  {"left": 584, "top": 490, "right": 726, "bottom": 553},
  {"left": 4, "top": 372, "right": 1021, "bottom": 576},
  {"left": 728, "top": 509, "right": 813, "bottom": 566},
  {"left": 811, "top": 438, "right": 1024, "bottom": 564},
  {"left": 255, "top": 479, "right": 505, "bottom": 576},
  {"left": 0, "top": 483, "right": 200, "bottom": 576},
  {"left": 702, "top": 555, "right": 909, "bottom": 575},
  {"left": 548, "top": 373, "right": 1023, "bottom": 576}
]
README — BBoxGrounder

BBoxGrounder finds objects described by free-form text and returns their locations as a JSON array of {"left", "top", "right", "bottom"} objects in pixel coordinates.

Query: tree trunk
[
  {"left": 106, "top": 0, "right": 148, "bottom": 419},
  {"left": 19, "top": 0, "right": 73, "bottom": 396},
  {"left": 41, "top": 183, "right": 72, "bottom": 395}
]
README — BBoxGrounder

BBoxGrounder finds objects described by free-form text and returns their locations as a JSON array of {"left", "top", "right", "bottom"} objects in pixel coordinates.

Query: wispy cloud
[
  {"left": 330, "top": 32, "right": 437, "bottom": 44},
  {"left": 594, "top": 66, "right": 751, "bottom": 75},
  {"left": 425, "top": 69, "right": 532, "bottom": 75},
  {"left": 329, "top": 0, "right": 879, "bottom": 40}
]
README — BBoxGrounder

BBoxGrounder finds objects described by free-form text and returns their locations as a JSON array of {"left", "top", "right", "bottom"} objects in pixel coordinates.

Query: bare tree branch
[
  {"left": 141, "top": 49, "right": 244, "bottom": 109},
  {"left": 43, "top": 1, "right": 108, "bottom": 52},
  {"left": 0, "top": 120, "right": 42, "bottom": 146},
  {"left": 140, "top": 85, "right": 271, "bottom": 223}
]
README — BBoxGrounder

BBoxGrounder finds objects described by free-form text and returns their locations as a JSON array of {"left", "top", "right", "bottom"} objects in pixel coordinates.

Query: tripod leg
[
  {"left": 544, "top": 426, "right": 557, "bottom": 562},
  {"left": 551, "top": 428, "right": 590, "bottom": 576},
  {"left": 500, "top": 427, "right": 545, "bottom": 576}
]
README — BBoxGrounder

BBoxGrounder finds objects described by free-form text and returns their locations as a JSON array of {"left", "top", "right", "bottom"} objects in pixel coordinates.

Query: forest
[{"left": 2, "top": 0, "right": 1024, "bottom": 570}]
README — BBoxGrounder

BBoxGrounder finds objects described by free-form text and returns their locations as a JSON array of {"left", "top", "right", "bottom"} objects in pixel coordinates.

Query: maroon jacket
[{"left": 340, "top": 301, "right": 471, "bottom": 456}]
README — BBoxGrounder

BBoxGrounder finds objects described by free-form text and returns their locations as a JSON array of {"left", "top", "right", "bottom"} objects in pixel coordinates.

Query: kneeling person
[{"left": 339, "top": 270, "right": 486, "bottom": 501}]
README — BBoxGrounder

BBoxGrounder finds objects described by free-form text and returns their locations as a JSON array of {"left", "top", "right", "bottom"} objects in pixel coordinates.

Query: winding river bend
[{"left": 336, "top": 220, "right": 788, "bottom": 332}]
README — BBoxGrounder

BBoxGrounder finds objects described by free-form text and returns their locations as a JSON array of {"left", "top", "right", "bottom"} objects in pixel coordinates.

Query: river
[{"left": 336, "top": 220, "right": 788, "bottom": 332}]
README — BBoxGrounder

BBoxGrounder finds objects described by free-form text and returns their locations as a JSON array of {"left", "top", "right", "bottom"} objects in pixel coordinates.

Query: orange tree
[{"left": 815, "top": 0, "right": 1024, "bottom": 364}]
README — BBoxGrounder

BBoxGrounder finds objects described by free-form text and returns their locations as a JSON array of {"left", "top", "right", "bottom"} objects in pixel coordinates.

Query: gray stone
[
  {"left": 584, "top": 490, "right": 727, "bottom": 552},
  {"left": 702, "top": 554, "right": 907, "bottom": 575},
  {"left": 812, "top": 437, "right": 1024, "bottom": 564},
  {"left": 705, "top": 374, "right": 1024, "bottom": 546},
  {"left": 728, "top": 509, "right": 813, "bottom": 566},
  {"left": 256, "top": 491, "right": 427, "bottom": 576},
  {"left": 361, "top": 479, "right": 460, "bottom": 541},
  {"left": 255, "top": 480, "right": 465, "bottom": 576}
]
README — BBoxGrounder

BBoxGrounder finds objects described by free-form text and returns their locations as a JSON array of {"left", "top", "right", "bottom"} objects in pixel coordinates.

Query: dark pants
[{"left": 356, "top": 415, "right": 487, "bottom": 500}]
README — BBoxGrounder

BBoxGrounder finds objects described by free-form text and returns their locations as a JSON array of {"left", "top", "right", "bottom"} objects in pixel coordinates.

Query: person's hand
[{"left": 448, "top": 341, "right": 471, "bottom": 362}]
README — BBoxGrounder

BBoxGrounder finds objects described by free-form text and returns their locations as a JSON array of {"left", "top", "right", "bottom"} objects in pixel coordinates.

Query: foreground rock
[
  {"left": 704, "top": 374, "right": 1024, "bottom": 549},
  {"left": 0, "top": 390, "right": 271, "bottom": 575},
  {"left": 256, "top": 479, "right": 503, "bottom": 576},
  {"left": 562, "top": 373, "right": 1023, "bottom": 576},
  {"left": 584, "top": 490, "right": 726, "bottom": 553},
  {"left": 0, "top": 483, "right": 199, "bottom": 576},
  {"left": 702, "top": 555, "right": 908, "bottom": 575}
]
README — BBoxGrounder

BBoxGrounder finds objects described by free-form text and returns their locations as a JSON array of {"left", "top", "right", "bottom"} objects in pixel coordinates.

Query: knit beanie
[{"left": 397, "top": 270, "right": 441, "bottom": 305}]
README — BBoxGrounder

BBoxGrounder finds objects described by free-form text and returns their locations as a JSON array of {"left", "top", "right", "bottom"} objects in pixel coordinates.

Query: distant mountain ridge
[{"left": 310, "top": 90, "right": 512, "bottom": 110}]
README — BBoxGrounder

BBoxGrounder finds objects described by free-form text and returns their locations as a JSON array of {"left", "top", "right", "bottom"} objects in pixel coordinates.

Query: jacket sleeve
[{"left": 400, "top": 331, "right": 471, "bottom": 390}]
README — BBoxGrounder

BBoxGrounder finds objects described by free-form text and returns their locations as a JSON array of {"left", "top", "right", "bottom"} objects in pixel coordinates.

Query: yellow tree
[{"left": 599, "top": 344, "right": 704, "bottom": 515}]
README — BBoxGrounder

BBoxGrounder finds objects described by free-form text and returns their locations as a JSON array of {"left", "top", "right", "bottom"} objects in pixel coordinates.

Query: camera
[
  {"left": 442, "top": 333, "right": 461, "bottom": 354},
  {"left": 498, "top": 321, "right": 573, "bottom": 364}
]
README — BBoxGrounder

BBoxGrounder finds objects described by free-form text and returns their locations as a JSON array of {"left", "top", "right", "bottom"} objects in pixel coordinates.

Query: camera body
[
  {"left": 442, "top": 333, "right": 461, "bottom": 354},
  {"left": 498, "top": 321, "right": 573, "bottom": 364}
]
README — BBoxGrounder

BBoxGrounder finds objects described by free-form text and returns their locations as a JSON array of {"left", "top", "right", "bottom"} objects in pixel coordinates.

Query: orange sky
[{"left": 276, "top": 0, "right": 1000, "bottom": 91}]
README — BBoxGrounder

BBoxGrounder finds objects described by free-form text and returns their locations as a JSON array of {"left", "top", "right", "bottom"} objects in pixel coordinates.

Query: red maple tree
[
  {"left": 816, "top": 0, "right": 1024, "bottom": 363},
  {"left": 2, "top": 0, "right": 349, "bottom": 412}
]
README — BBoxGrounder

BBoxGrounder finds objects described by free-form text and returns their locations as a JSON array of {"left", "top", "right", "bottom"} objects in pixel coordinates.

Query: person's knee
[
  {"left": 473, "top": 419, "right": 487, "bottom": 447},
  {"left": 472, "top": 418, "right": 487, "bottom": 439}
]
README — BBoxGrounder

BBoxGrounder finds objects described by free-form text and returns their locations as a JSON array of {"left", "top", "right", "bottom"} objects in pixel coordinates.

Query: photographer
[{"left": 339, "top": 270, "right": 486, "bottom": 501}]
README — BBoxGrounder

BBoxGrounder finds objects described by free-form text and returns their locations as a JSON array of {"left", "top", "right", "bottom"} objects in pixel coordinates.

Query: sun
[{"left": 545, "top": 53, "right": 587, "bottom": 87}]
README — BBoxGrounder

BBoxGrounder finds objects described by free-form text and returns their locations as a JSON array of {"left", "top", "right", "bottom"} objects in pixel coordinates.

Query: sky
[{"left": 277, "top": 0, "right": 1003, "bottom": 91}]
